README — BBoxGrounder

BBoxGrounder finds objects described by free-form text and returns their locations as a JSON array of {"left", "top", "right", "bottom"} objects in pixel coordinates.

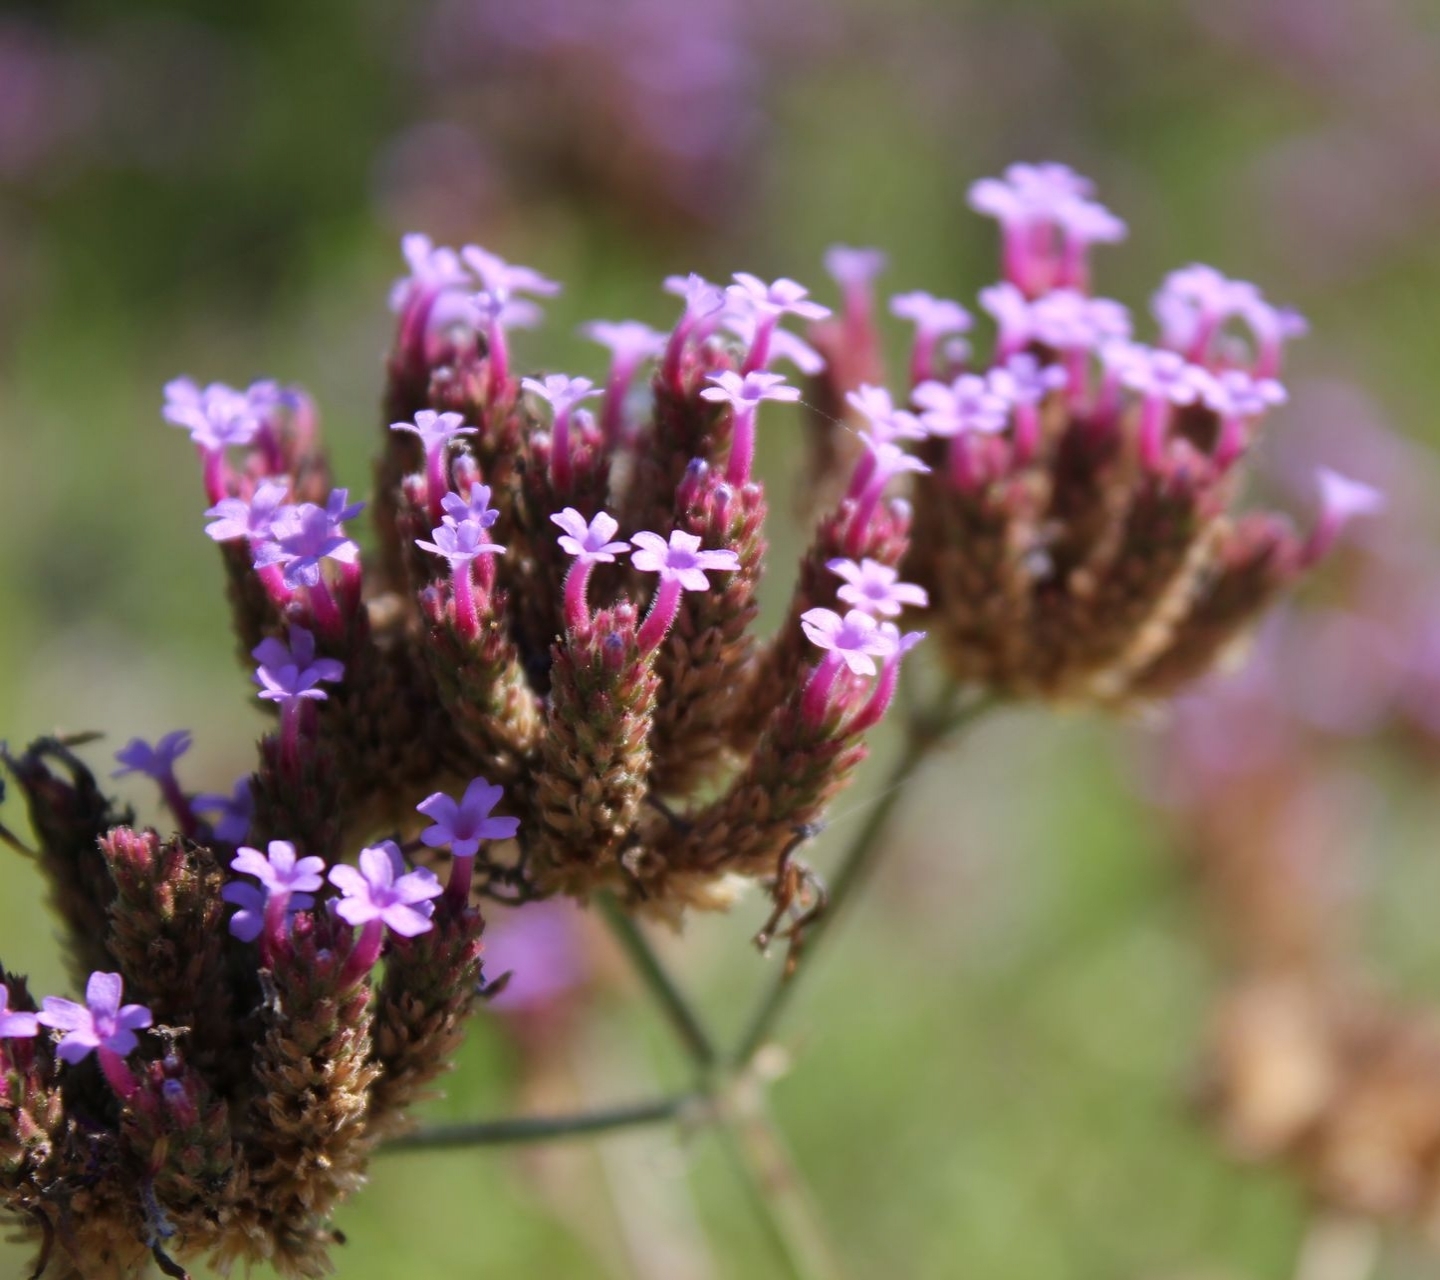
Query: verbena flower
[
  {"left": 223, "top": 840, "right": 326, "bottom": 945},
  {"left": 37, "top": 971, "right": 152, "bottom": 1066},
  {"left": 0, "top": 985, "right": 38, "bottom": 1040}
]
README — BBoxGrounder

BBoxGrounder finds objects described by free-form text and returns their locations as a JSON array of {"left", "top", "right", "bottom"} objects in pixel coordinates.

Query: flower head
[
  {"left": 630, "top": 529, "right": 740, "bottom": 590},
  {"left": 417, "top": 777, "right": 521, "bottom": 860},
  {"left": 328, "top": 842, "right": 442, "bottom": 938},
  {"left": 700, "top": 370, "right": 801, "bottom": 414},
  {"left": 253, "top": 625, "right": 345, "bottom": 704},
  {"left": 551, "top": 508, "right": 630, "bottom": 565},
  {"left": 222, "top": 840, "right": 326, "bottom": 942},
  {"left": 163, "top": 378, "right": 259, "bottom": 452},
  {"left": 726, "top": 273, "right": 831, "bottom": 322},
  {"left": 112, "top": 730, "right": 191, "bottom": 782},
  {"left": 827, "top": 558, "right": 930, "bottom": 618},
  {"left": 522, "top": 374, "right": 600, "bottom": 414},
  {"left": 416, "top": 516, "right": 506, "bottom": 566},
  {"left": 0, "top": 986, "right": 38, "bottom": 1040},
  {"left": 37, "top": 972, "right": 152, "bottom": 1065},
  {"left": 799, "top": 607, "right": 898, "bottom": 676},
  {"left": 254, "top": 497, "right": 362, "bottom": 589},
  {"left": 390, "top": 409, "right": 476, "bottom": 453},
  {"left": 204, "top": 477, "right": 291, "bottom": 543}
]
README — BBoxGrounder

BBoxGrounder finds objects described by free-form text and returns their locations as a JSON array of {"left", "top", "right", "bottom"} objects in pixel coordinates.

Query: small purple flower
[
  {"left": 581, "top": 319, "right": 668, "bottom": 366},
  {"left": 112, "top": 730, "right": 191, "bottom": 782},
  {"left": 391, "top": 409, "right": 476, "bottom": 454},
  {"left": 389, "top": 232, "right": 468, "bottom": 312},
  {"left": 823, "top": 245, "right": 887, "bottom": 293},
  {"left": 253, "top": 625, "right": 345, "bottom": 704},
  {"left": 701, "top": 370, "right": 801, "bottom": 414},
  {"left": 441, "top": 485, "right": 501, "bottom": 529},
  {"left": 460, "top": 244, "right": 561, "bottom": 298},
  {"left": 552, "top": 508, "right": 630, "bottom": 565},
  {"left": 1120, "top": 347, "right": 1215, "bottom": 407},
  {"left": 827, "top": 558, "right": 930, "bottom": 618},
  {"left": 254, "top": 500, "right": 362, "bottom": 590},
  {"left": 799, "top": 607, "right": 898, "bottom": 676},
  {"left": 979, "top": 281, "right": 1036, "bottom": 360},
  {"left": 631, "top": 530, "right": 740, "bottom": 590},
  {"left": 664, "top": 272, "right": 726, "bottom": 324},
  {"left": 522, "top": 374, "right": 601, "bottom": 414},
  {"left": 416, "top": 516, "right": 506, "bottom": 566},
  {"left": 845, "top": 385, "right": 926, "bottom": 444},
  {"left": 194, "top": 776, "right": 253, "bottom": 845},
  {"left": 468, "top": 288, "right": 543, "bottom": 331},
  {"left": 726, "top": 273, "right": 831, "bottom": 323},
  {"left": 37, "top": 972, "right": 152, "bottom": 1065},
  {"left": 222, "top": 840, "right": 326, "bottom": 943},
  {"left": 1029, "top": 290, "right": 1132, "bottom": 352},
  {"left": 204, "top": 477, "right": 291, "bottom": 544},
  {"left": 329, "top": 843, "right": 442, "bottom": 938},
  {"left": 913, "top": 375, "right": 1010, "bottom": 439},
  {"left": 0, "top": 986, "right": 38, "bottom": 1040},
  {"left": 889, "top": 291, "right": 972, "bottom": 338},
  {"left": 987, "top": 353, "right": 1069, "bottom": 406},
  {"left": 163, "top": 378, "right": 259, "bottom": 453},
  {"left": 1314, "top": 468, "right": 1385, "bottom": 542},
  {"left": 723, "top": 313, "right": 827, "bottom": 375},
  {"left": 1201, "top": 369, "right": 1288, "bottom": 419},
  {"left": 417, "top": 777, "right": 521, "bottom": 860}
]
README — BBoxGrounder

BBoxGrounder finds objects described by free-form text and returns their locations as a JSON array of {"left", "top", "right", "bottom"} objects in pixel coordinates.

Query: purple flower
[
  {"left": 112, "top": 730, "right": 191, "bottom": 782},
  {"left": 254, "top": 494, "right": 363, "bottom": 589},
  {"left": 845, "top": 385, "right": 926, "bottom": 444},
  {"left": 968, "top": 161, "right": 1094, "bottom": 222},
  {"left": 581, "top": 319, "right": 668, "bottom": 366},
  {"left": 222, "top": 840, "right": 326, "bottom": 943},
  {"left": 630, "top": 530, "right": 740, "bottom": 590},
  {"left": 827, "top": 558, "right": 929, "bottom": 618},
  {"left": 664, "top": 272, "right": 726, "bottom": 324},
  {"left": 329, "top": 842, "right": 441, "bottom": 938},
  {"left": 468, "top": 287, "right": 543, "bottom": 331},
  {"left": 522, "top": 374, "right": 601, "bottom": 414},
  {"left": 551, "top": 508, "right": 630, "bottom": 565},
  {"left": 194, "top": 776, "right": 253, "bottom": 845},
  {"left": 1029, "top": 290, "right": 1132, "bottom": 352},
  {"left": 889, "top": 291, "right": 972, "bottom": 338},
  {"left": 204, "top": 477, "right": 291, "bottom": 543},
  {"left": 979, "top": 281, "right": 1035, "bottom": 359},
  {"left": 1120, "top": 347, "right": 1215, "bottom": 407},
  {"left": 824, "top": 245, "right": 887, "bottom": 294},
  {"left": 389, "top": 233, "right": 467, "bottom": 311},
  {"left": 390, "top": 409, "right": 476, "bottom": 454},
  {"left": 460, "top": 244, "right": 561, "bottom": 298},
  {"left": 441, "top": 485, "right": 501, "bottom": 529},
  {"left": 0, "top": 986, "right": 38, "bottom": 1040},
  {"left": 987, "top": 353, "right": 1069, "bottom": 406},
  {"left": 726, "top": 273, "right": 831, "bottom": 323},
  {"left": 253, "top": 625, "right": 345, "bottom": 704},
  {"left": 799, "top": 607, "right": 898, "bottom": 676},
  {"left": 37, "top": 972, "right": 152, "bottom": 1065},
  {"left": 416, "top": 516, "right": 506, "bottom": 566},
  {"left": 701, "top": 369, "right": 801, "bottom": 414},
  {"left": 723, "top": 313, "right": 827, "bottom": 375},
  {"left": 1201, "top": 369, "right": 1288, "bottom": 419},
  {"left": 913, "top": 375, "right": 1010, "bottom": 438},
  {"left": 417, "top": 777, "right": 521, "bottom": 860},
  {"left": 162, "top": 378, "right": 258, "bottom": 452}
]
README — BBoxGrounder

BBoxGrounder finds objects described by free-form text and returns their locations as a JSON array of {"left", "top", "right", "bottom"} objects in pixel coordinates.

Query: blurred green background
[{"left": 4, "top": 0, "right": 1440, "bottom": 1276}]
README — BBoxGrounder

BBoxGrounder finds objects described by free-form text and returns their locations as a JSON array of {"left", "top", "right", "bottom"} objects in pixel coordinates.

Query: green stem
[
  {"left": 597, "top": 890, "right": 719, "bottom": 1071},
  {"left": 380, "top": 1094, "right": 699, "bottom": 1153},
  {"left": 732, "top": 686, "right": 994, "bottom": 1066}
]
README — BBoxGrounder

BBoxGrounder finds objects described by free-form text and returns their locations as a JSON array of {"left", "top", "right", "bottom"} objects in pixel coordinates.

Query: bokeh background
[{"left": 4, "top": 1, "right": 1440, "bottom": 1276}]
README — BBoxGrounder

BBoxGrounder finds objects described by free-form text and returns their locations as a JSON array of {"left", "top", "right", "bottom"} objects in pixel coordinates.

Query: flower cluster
[{"left": 802, "top": 162, "right": 1378, "bottom": 704}]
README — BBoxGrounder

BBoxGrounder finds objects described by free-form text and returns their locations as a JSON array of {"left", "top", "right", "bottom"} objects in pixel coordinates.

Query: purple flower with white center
[
  {"left": 582, "top": 319, "right": 668, "bottom": 443},
  {"left": 1305, "top": 468, "right": 1386, "bottom": 564},
  {"left": 418, "top": 777, "right": 521, "bottom": 904},
  {"left": 631, "top": 529, "right": 741, "bottom": 652},
  {"left": 38, "top": 972, "right": 152, "bottom": 1099},
  {"left": 799, "top": 606, "right": 901, "bottom": 726},
  {"left": 0, "top": 986, "right": 38, "bottom": 1041},
  {"left": 329, "top": 842, "right": 443, "bottom": 980},
  {"left": 1121, "top": 347, "right": 1217, "bottom": 470},
  {"left": 441, "top": 485, "right": 501, "bottom": 529},
  {"left": 523, "top": 375, "right": 601, "bottom": 490},
  {"left": 987, "top": 353, "right": 1068, "bottom": 464},
  {"left": 113, "top": 730, "right": 199, "bottom": 840},
  {"left": 700, "top": 370, "right": 802, "bottom": 485},
  {"left": 552, "top": 507, "right": 632, "bottom": 627},
  {"left": 391, "top": 409, "right": 476, "bottom": 507},
  {"left": 845, "top": 385, "right": 926, "bottom": 444},
  {"left": 890, "top": 291, "right": 973, "bottom": 385},
  {"left": 222, "top": 840, "right": 326, "bottom": 949},
  {"left": 1202, "top": 369, "right": 1288, "bottom": 469},
  {"left": 194, "top": 775, "right": 253, "bottom": 846},
  {"left": 723, "top": 313, "right": 827, "bottom": 376},
  {"left": 416, "top": 517, "right": 505, "bottom": 639},
  {"left": 204, "top": 477, "right": 291, "bottom": 544},
  {"left": 460, "top": 244, "right": 561, "bottom": 299},
  {"left": 827, "top": 558, "right": 929, "bottom": 618},
  {"left": 727, "top": 272, "right": 831, "bottom": 374}
]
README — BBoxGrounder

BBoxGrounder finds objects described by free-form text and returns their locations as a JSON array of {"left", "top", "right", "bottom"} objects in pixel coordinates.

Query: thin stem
[
  {"left": 717, "top": 1095, "right": 847, "bottom": 1280},
  {"left": 381, "top": 1094, "right": 698, "bottom": 1154},
  {"left": 597, "top": 891, "right": 719, "bottom": 1071},
  {"left": 732, "top": 685, "right": 996, "bottom": 1066}
]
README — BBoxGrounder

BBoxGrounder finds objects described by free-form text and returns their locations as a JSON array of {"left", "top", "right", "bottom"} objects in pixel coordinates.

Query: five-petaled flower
[
  {"left": 112, "top": 730, "right": 192, "bottom": 783},
  {"left": 700, "top": 370, "right": 802, "bottom": 485},
  {"left": 418, "top": 777, "right": 521, "bottom": 860},
  {"left": 828, "top": 558, "right": 930, "bottom": 618},
  {"left": 204, "top": 477, "right": 291, "bottom": 544},
  {"left": 38, "top": 971, "right": 152, "bottom": 1066},
  {"left": 330, "top": 843, "right": 443, "bottom": 979},
  {"left": 223, "top": 840, "right": 326, "bottom": 945},
  {"left": 253, "top": 625, "right": 345, "bottom": 705},
  {"left": 631, "top": 529, "right": 741, "bottom": 652},
  {"left": 254, "top": 493, "right": 363, "bottom": 590}
]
